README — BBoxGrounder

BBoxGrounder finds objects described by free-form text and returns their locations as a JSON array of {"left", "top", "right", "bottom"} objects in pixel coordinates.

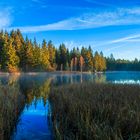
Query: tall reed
[
  {"left": 49, "top": 83, "right": 140, "bottom": 140},
  {"left": 0, "top": 83, "right": 25, "bottom": 140}
]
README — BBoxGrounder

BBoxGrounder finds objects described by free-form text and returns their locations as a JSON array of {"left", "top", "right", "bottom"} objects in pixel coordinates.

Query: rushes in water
[
  {"left": 49, "top": 83, "right": 140, "bottom": 140},
  {"left": 0, "top": 84, "right": 25, "bottom": 140}
]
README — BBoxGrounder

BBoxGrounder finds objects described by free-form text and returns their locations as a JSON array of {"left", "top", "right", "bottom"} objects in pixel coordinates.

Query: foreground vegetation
[
  {"left": 0, "top": 81, "right": 25, "bottom": 140},
  {"left": 49, "top": 83, "right": 140, "bottom": 140}
]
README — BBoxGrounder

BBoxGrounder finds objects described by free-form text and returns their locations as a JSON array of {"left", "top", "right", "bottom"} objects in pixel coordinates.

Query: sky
[{"left": 0, "top": 0, "right": 140, "bottom": 60}]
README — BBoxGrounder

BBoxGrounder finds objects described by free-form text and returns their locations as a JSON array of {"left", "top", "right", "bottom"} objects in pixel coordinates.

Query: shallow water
[
  {"left": 13, "top": 100, "right": 52, "bottom": 140},
  {"left": 0, "top": 71, "right": 140, "bottom": 139}
]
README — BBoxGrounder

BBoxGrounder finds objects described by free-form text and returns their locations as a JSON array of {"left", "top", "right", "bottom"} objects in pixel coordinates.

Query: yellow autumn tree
[{"left": 93, "top": 52, "right": 106, "bottom": 72}]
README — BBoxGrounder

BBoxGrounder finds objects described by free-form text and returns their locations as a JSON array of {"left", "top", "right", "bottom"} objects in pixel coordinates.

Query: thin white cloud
[
  {"left": 104, "top": 44, "right": 127, "bottom": 53},
  {"left": 0, "top": 8, "right": 12, "bottom": 28},
  {"left": 7, "top": 7, "right": 140, "bottom": 33},
  {"left": 108, "top": 34, "right": 140, "bottom": 44},
  {"left": 88, "top": 33, "right": 140, "bottom": 53},
  {"left": 84, "top": 0, "right": 116, "bottom": 7},
  {"left": 90, "top": 33, "right": 140, "bottom": 59}
]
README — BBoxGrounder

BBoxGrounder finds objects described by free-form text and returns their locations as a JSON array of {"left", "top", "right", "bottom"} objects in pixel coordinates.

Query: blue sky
[{"left": 0, "top": 0, "right": 140, "bottom": 59}]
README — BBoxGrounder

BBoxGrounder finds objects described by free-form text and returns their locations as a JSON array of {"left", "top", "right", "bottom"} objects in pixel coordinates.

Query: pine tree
[
  {"left": 1, "top": 31, "right": 9, "bottom": 70},
  {"left": 41, "top": 39, "right": 50, "bottom": 71},
  {"left": 20, "top": 37, "right": 34, "bottom": 71},
  {"left": 93, "top": 51, "right": 106, "bottom": 72},
  {"left": 33, "top": 38, "right": 42, "bottom": 70},
  {"left": 0, "top": 30, "right": 4, "bottom": 70},
  {"left": 55, "top": 49, "right": 60, "bottom": 70},
  {"left": 47, "top": 40, "right": 56, "bottom": 69},
  {"left": 81, "top": 46, "right": 93, "bottom": 71},
  {"left": 59, "top": 43, "right": 67, "bottom": 70},
  {"left": 3, "top": 37, "right": 19, "bottom": 72}
]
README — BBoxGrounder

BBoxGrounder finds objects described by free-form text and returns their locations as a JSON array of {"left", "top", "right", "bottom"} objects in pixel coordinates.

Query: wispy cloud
[
  {"left": 108, "top": 34, "right": 140, "bottom": 44},
  {"left": 104, "top": 44, "right": 127, "bottom": 53},
  {"left": 84, "top": 0, "right": 117, "bottom": 7},
  {"left": 90, "top": 33, "right": 140, "bottom": 51},
  {"left": 0, "top": 8, "right": 12, "bottom": 28},
  {"left": 92, "top": 33, "right": 140, "bottom": 59},
  {"left": 7, "top": 7, "right": 140, "bottom": 33}
]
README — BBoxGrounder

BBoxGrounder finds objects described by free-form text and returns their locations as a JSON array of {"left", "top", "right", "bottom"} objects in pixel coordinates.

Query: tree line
[
  {"left": 106, "top": 54, "right": 140, "bottom": 71},
  {"left": 0, "top": 29, "right": 139, "bottom": 73},
  {"left": 0, "top": 30, "right": 106, "bottom": 72}
]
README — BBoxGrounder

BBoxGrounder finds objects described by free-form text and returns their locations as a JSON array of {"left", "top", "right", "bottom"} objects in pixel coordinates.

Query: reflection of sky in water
[
  {"left": 23, "top": 100, "right": 49, "bottom": 116},
  {"left": 12, "top": 100, "right": 52, "bottom": 140},
  {"left": 105, "top": 71, "right": 140, "bottom": 84}
]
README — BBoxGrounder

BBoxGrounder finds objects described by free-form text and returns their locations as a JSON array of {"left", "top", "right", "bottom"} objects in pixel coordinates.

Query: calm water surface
[{"left": 0, "top": 71, "right": 140, "bottom": 140}]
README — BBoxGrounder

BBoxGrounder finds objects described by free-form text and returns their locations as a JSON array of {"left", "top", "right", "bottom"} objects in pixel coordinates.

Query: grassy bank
[{"left": 49, "top": 83, "right": 140, "bottom": 140}]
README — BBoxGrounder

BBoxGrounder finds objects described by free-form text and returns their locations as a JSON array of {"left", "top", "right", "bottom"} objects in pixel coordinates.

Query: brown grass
[
  {"left": 0, "top": 83, "right": 25, "bottom": 140},
  {"left": 49, "top": 83, "right": 140, "bottom": 140}
]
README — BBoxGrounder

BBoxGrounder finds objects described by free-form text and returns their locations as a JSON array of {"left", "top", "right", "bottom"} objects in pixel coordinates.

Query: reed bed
[
  {"left": 49, "top": 83, "right": 140, "bottom": 140},
  {"left": 0, "top": 84, "right": 25, "bottom": 140}
]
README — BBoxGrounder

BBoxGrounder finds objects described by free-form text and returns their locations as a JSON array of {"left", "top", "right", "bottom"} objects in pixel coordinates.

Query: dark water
[{"left": 0, "top": 71, "right": 140, "bottom": 140}]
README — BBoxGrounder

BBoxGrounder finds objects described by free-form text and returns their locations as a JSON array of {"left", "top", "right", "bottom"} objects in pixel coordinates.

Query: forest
[{"left": 0, "top": 29, "right": 140, "bottom": 73}]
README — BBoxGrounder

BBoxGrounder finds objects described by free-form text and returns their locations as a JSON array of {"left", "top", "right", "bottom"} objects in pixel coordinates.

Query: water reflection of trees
[
  {"left": 53, "top": 73, "right": 107, "bottom": 85},
  {"left": 19, "top": 75, "right": 53, "bottom": 107},
  {"left": 94, "top": 73, "right": 106, "bottom": 83},
  {"left": 0, "top": 74, "right": 53, "bottom": 140}
]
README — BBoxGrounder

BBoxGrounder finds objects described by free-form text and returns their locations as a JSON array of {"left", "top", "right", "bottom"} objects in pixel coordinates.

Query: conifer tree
[
  {"left": 20, "top": 37, "right": 34, "bottom": 71},
  {"left": 3, "top": 37, "right": 19, "bottom": 72},
  {"left": 93, "top": 51, "right": 106, "bottom": 72},
  {"left": 47, "top": 40, "right": 56, "bottom": 69},
  {"left": 0, "top": 30, "right": 4, "bottom": 69},
  {"left": 33, "top": 38, "right": 42, "bottom": 70},
  {"left": 59, "top": 43, "right": 67, "bottom": 70},
  {"left": 41, "top": 39, "right": 50, "bottom": 70}
]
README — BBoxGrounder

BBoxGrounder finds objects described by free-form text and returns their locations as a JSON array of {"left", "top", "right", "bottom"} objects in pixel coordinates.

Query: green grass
[{"left": 49, "top": 83, "right": 140, "bottom": 140}]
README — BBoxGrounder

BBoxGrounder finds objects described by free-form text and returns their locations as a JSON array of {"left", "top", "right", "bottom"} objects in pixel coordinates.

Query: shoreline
[
  {"left": 0, "top": 71, "right": 95, "bottom": 76},
  {"left": 1, "top": 70, "right": 139, "bottom": 76}
]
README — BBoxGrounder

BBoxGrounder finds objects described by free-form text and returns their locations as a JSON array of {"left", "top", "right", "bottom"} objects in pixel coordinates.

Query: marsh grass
[
  {"left": 49, "top": 83, "right": 140, "bottom": 140},
  {"left": 0, "top": 84, "right": 25, "bottom": 140}
]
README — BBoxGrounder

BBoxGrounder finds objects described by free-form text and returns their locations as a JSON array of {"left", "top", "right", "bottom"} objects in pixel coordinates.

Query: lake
[{"left": 0, "top": 71, "right": 140, "bottom": 140}]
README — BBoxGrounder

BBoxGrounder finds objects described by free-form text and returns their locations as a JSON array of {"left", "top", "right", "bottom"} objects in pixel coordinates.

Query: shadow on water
[{"left": 0, "top": 71, "right": 140, "bottom": 139}]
